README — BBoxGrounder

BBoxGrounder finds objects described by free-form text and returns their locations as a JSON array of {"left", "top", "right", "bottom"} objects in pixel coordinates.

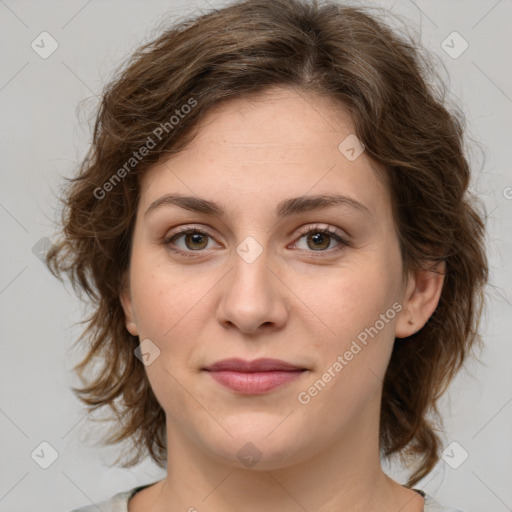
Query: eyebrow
[{"left": 144, "top": 192, "right": 372, "bottom": 219}]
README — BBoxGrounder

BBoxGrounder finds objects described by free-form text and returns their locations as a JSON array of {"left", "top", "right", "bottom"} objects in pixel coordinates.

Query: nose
[{"left": 216, "top": 245, "right": 289, "bottom": 335}]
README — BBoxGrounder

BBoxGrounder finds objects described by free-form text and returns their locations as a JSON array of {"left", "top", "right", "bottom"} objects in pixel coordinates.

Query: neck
[{"left": 142, "top": 399, "right": 423, "bottom": 512}]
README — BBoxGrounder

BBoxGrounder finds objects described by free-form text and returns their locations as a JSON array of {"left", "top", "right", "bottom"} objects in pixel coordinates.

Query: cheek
[
  {"left": 306, "top": 256, "right": 401, "bottom": 350},
  {"left": 131, "top": 271, "right": 175, "bottom": 336},
  {"left": 129, "top": 242, "right": 189, "bottom": 337},
  {"left": 128, "top": 261, "right": 207, "bottom": 424},
  {"left": 295, "top": 273, "right": 399, "bottom": 433},
  {"left": 296, "top": 248, "right": 402, "bottom": 410},
  {"left": 129, "top": 252, "right": 218, "bottom": 366}
]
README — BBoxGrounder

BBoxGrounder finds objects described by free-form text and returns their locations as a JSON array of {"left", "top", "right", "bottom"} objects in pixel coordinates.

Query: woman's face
[{"left": 121, "top": 87, "right": 411, "bottom": 469}]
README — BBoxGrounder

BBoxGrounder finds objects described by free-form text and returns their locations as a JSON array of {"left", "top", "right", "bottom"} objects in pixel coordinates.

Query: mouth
[{"left": 202, "top": 358, "right": 308, "bottom": 394}]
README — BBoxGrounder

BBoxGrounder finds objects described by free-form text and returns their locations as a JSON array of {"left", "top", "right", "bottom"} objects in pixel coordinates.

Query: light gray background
[{"left": 1, "top": 1, "right": 511, "bottom": 511}]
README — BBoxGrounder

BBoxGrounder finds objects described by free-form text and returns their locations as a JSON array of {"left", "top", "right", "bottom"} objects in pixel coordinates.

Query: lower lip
[{"left": 205, "top": 370, "right": 305, "bottom": 394}]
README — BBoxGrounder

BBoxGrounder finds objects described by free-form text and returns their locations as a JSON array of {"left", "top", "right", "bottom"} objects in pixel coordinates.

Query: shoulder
[
  {"left": 417, "top": 489, "right": 465, "bottom": 512},
  {"left": 68, "top": 485, "right": 143, "bottom": 512}
]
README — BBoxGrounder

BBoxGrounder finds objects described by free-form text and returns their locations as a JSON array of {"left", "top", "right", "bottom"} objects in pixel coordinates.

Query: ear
[
  {"left": 395, "top": 261, "right": 445, "bottom": 339},
  {"left": 119, "top": 275, "right": 139, "bottom": 337}
]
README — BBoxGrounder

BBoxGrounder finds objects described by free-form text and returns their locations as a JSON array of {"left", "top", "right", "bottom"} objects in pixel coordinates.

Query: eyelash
[{"left": 163, "top": 224, "right": 350, "bottom": 259}]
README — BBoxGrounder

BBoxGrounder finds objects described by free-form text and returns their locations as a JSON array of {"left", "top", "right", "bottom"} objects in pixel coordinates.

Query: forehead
[{"left": 139, "top": 87, "right": 390, "bottom": 220}]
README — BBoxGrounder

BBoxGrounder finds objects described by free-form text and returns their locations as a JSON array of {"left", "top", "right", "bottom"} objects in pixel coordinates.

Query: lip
[
  {"left": 203, "top": 358, "right": 307, "bottom": 394},
  {"left": 204, "top": 358, "right": 305, "bottom": 372}
]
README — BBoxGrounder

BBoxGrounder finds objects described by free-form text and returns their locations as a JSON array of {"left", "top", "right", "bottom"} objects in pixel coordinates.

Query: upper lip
[{"left": 203, "top": 358, "right": 306, "bottom": 372}]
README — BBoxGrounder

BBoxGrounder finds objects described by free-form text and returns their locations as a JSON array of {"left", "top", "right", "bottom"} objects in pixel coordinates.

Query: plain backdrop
[{"left": 1, "top": 1, "right": 511, "bottom": 511}]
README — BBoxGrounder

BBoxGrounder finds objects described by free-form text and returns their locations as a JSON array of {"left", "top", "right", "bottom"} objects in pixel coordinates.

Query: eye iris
[
  {"left": 308, "top": 232, "right": 330, "bottom": 251},
  {"left": 185, "top": 232, "right": 208, "bottom": 250}
]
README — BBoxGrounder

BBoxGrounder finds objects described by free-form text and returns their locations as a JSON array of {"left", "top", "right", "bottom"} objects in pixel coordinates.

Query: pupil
[
  {"left": 310, "top": 232, "right": 329, "bottom": 250},
  {"left": 188, "top": 233, "right": 206, "bottom": 249}
]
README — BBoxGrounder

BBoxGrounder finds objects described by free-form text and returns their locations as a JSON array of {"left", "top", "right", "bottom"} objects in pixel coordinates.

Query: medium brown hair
[{"left": 46, "top": 0, "right": 488, "bottom": 486}]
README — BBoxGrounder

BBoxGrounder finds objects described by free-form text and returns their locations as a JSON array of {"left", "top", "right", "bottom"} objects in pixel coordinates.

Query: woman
[{"left": 47, "top": 0, "right": 488, "bottom": 510}]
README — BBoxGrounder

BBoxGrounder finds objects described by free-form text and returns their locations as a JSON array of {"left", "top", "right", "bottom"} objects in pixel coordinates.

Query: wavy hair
[{"left": 46, "top": 0, "right": 488, "bottom": 486}]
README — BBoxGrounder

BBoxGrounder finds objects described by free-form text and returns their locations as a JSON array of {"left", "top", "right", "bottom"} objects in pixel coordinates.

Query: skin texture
[{"left": 120, "top": 87, "right": 444, "bottom": 512}]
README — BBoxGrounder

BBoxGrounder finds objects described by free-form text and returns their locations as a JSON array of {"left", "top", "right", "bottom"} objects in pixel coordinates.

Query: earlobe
[
  {"left": 395, "top": 262, "right": 445, "bottom": 339},
  {"left": 119, "top": 280, "right": 139, "bottom": 337}
]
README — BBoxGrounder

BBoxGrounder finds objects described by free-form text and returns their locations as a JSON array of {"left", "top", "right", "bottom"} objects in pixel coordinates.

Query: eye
[
  {"left": 292, "top": 224, "right": 348, "bottom": 256},
  {"left": 163, "top": 226, "right": 217, "bottom": 258},
  {"left": 163, "top": 223, "right": 349, "bottom": 259}
]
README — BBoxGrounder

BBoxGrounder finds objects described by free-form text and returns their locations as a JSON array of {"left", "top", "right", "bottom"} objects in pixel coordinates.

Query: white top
[{"left": 69, "top": 482, "right": 464, "bottom": 511}]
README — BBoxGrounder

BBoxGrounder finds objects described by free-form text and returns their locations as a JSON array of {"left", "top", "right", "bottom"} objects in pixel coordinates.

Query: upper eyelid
[{"left": 165, "top": 223, "right": 344, "bottom": 237}]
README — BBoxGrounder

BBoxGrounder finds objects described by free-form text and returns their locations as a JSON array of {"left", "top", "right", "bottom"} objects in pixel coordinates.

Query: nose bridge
[
  {"left": 217, "top": 233, "right": 287, "bottom": 333},
  {"left": 230, "top": 235, "right": 274, "bottom": 309},
  {"left": 234, "top": 235, "right": 269, "bottom": 291}
]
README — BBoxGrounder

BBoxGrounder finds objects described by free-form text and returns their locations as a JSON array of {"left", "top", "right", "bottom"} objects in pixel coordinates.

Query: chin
[{"left": 201, "top": 423, "right": 313, "bottom": 471}]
